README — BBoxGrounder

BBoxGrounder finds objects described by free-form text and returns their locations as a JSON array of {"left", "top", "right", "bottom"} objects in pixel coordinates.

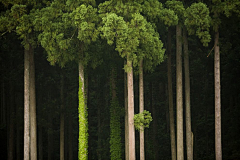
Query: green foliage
[
  {"left": 165, "top": 0, "right": 185, "bottom": 22},
  {"left": 78, "top": 77, "right": 88, "bottom": 160},
  {"left": 184, "top": 2, "right": 211, "bottom": 46},
  {"left": 134, "top": 110, "right": 153, "bottom": 131}
]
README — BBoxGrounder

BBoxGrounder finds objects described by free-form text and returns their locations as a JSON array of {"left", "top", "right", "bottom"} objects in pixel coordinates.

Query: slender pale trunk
[
  {"left": 176, "top": 24, "right": 184, "bottom": 160},
  {"left": 214, "top": 26, "right": 222, "bottom": 160},
  {"left": 60, "top": 74, "right": 65, "bottom": 160},
  {"left": 8, "top": 82, "right": 15, "bottom": 160},
  {"left": 124, "top": 61, "right": 129, "bottom": 160},
  {"left": 127, "top": 57, "right": 135, "bottom": 160},
  {"left": 139, "top": 59, "right": 144, "bottom": 160},
  {"left": 97, "top": 95, "right": 102, "bottom": 160},
  {"left": 78, "top": 61, "right": 88, "bottom": 160},
  {"left": 30, "top": 46, "right": 37, "bottom": 160},
  {"left": 24, "top": 45, "right": 30, "bottom": 160},
  {"left": 183, "top": 28, "right": 193, "bottom": 160},
  {"left": 167, "top": 28, "right": 176, "bottom": 160}
]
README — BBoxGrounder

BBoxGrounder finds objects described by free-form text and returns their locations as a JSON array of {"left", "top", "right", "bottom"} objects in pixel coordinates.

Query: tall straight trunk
[
  {"left": 127, "top": 57, "right": 135, "bottom": 160},
  {"left": 24, "top": 45, "right": 30, "bottom": 160},
  {"left": 78, "top": 61, "right": 88, "bottom": 160},
  {"left": 183, "top": 28, "right": 193, "bottom": 160},
  {"left": 124, "top": 61, "right": 129, "bottom": 160},
  {"left": 60, "top": 74, "right": 65, "bottom": 160},
  {"left": 139, "top": 59, "right": 144, "bottom": 160},
  {"left": 68, "top": 113, "right": 73, "bottom": 160},
  {"left": 30, "top": 46, "right": 37, "bottom": 160},
  {"left": 8, "top": 82, "right": 15, "bottom": 160},
  {"left": 176, "top": 24, "right": 184, "bottom": 160},
  {"left": 214, "top": 26, "right": 222, "bottom": 160},
  {"left": 167, "top": 28, "right": 176, "bottom": 160}
]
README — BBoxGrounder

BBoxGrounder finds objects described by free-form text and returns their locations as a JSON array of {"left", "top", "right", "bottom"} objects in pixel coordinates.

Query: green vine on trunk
[
  {"left": 134, "top": 110, "right": 153, "bottom": 131},
  {"left": 78, "top": 78, "right": 88, "bottom": 160}
]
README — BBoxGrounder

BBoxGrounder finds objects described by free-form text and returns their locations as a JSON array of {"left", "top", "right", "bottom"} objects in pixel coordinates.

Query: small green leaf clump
[{"left": 134, "top": 110, "right": 153, "bottom": 131}]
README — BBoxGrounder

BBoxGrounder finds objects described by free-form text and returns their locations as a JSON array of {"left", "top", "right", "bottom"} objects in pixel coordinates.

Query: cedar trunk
[
  {"left": 167, "top": 28, "right": 176, "bottom": 160},
  {"left": 214, "top": 27, "right": 222, "bottom": 160},
  {"left": 127, "top": 57, "right": 135, "bottom": 160},
  {"left": 139, "top": 60, "right": 144, "bottom": 160},
  {"left": 24, "top": 46, "right": 30, "bottom": 160},
  {"left": 176, "top": 24, "right": 184, "bottom": 160},
  {"left": 124, "top": 61, "right": 129, "bottom": 160},
  {"left": 30, "top": 46, "right": 37, "bottom": 160},
  {"left": 183, "top": 28, "right": 193, "bottom": 160}
]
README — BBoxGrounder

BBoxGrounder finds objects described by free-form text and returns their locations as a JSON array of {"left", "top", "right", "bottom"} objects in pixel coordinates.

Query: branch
[{"left": 207, "top": 45, "right": 215, "bottom": 57}]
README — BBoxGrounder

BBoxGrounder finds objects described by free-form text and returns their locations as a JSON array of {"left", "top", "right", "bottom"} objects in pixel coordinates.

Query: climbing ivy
[
  {"left": 134, "top": 110, "right": 153, "bottom": 131},
  {"left": 78, "top": 77, "right": 88, "bottom": 160}
]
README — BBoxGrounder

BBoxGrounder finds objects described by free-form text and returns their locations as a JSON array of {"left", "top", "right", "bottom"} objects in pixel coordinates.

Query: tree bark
[
  {"left": 24, "top": 45, "right": 30, "bottom": 160},
  {"left": 176, "top": 24, "right": 184, "bottom": 160},
  {"left": 214, "top": 26, "right": 222, "bottom": 160},
  {"left": 167, "top": 28, "right": 176, "bottom": 160},
  {"left": 78, "top": 61, "right": 88, "bottom": 160},
  {"left": 183, "top": 28, "right": 193, "bottom": 160},
  {"left": 60, "top": 74, "right": 65, "bottom": 160},
  {"left": 139, "top": 59, "right": 145, "bottom": 160},
  {"left": 30, "top": 46, "right": 37, "bottom": 160},
  {"left": 127, "top": 57, "right": 135, "bottom": 160},
  {"left": 124, "top": 61, "right": 129, "bottom": 160}
]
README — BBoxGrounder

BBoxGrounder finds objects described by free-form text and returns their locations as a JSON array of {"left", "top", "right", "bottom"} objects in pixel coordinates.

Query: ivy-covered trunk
[
  {"left": 183, "top": 28, "right": 193, "bottom": 160},
  {"left": 176, "top": 24, "right": 184, "bottom": 160},
  {"left": 78, "top": 61, "right": 88, "bottom": 160},
  {"left": 139, "top": 59, "right": 144, "bottom": 160},
  {"left": 167, "top": 28, "right": 176, "bottom": 160},
  {"left": 127, "top": 57, "right": 135, "bottom": 160},
  {"left": 110, "top": 67, "right": 122, "bottom": 160}
]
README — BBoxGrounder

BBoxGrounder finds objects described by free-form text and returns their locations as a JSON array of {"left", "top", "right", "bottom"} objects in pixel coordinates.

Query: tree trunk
[
  {"left": 139, "top": 59, "right": 144, "bottom": 160},
  {"left": 30, "top": 46, "right": 37, "bottom": 160},
  {"left": 214, "top": 26, "right": 222, "bottom": 160},
  {"left": 78, "top": 61, "right": 88, "bottom": 160},
  {"left": 60, "top": 74, "right": 65, "bottom": 160},
  {"left": 127, "top": 57, "right": 135, "bottom": 160},
  {"left": 97, "top": 93, "right": 102, "bottom": 160},
  {"left": 183, "top": 28, "right": 193, "bottom": 160},
  {"left": 8, "top": 82, "right": 15, "bottom": 160},
  {"left": 167, "top": 28, "right": 176, "bottom": 160},
  {"left": 24, "top": 45, "right": 30, "bottom": 160},
  {"left": 124, "top": 61, "right": 129, "bottom": 160},
  {"left": 176, "top": 24, "right": 184, "bottom": 160}
]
